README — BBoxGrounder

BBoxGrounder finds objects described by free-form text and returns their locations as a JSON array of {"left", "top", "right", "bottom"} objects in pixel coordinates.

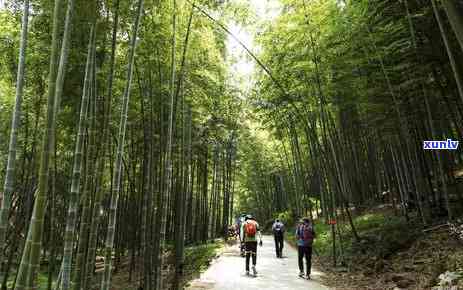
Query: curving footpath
[{"left": 187, "top": 235, "right": 329, "bottom": 290}]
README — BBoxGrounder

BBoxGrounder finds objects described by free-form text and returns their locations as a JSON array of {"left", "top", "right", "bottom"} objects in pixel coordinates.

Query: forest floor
[
  {"left": 3, "top": 241, "right": 223, "bottom": 290},
  {"left": 291, "top": 206, "right": 463, "bottom": 290},
  {"left": 94, "top": 241, "right": 224, "bottom": 290}
]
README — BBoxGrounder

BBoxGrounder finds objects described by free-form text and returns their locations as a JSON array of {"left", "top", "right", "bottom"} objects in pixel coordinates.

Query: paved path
[{"left": 187, "top": 235, "right": 329, "bottom": 290}]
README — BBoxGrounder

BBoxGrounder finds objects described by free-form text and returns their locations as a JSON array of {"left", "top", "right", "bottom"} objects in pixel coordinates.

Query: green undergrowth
[
  {"left": 103, "top": 240, "right": 223, "bottom": 290},
  {"left": 284, "top": 211, "right": 419, "bottom": 267},
  {"left": 184, "top": 241, "right": 223, "bottom": 275},
  {"left": 6, "top": 241, "right": 223, "bottom": 290},
  {"left": 6, "top": 269, "right": 57, "bottom": 290},
  {"left": 348, "top": 213, "right": 419, "bottom": 260}
]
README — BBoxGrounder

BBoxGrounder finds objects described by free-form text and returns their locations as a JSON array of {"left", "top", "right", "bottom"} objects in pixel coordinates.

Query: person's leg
[
  {"left": 301, "top": 246, "right": 310, "bottom": 277},
  {"left": 307, "top": 246, "right": 313, "bottom": 276},
  {"left": 251, "top": 242, "right": 257, "bottom": 266},
  {"left": 275, "top": 236, "right": 279, "bottom": 257},
  {"left": 297, "top": 246, "right": 304, "bottom": 274},
  {"left": 250, "top": 242, "right": 258, "bottom": 275},
  {"left": 279, "top": 235, "right": 284, "bottom": 257},
  {"left": 245, "top": 242, "right": 251, "bottom": 272},
  {"left": 274, "top": 235, "right": 279, "bottom": 257}
]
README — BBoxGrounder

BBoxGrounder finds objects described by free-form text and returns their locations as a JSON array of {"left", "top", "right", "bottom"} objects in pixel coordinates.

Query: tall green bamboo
[
  {"left": 432, "top": 0, "right": 463, "bottom": 104},
  {"left": 157, "top": 0, "right": 177, "bottom": 288},
  {"left": 84, "top": 2, "right": 120, "bottom": 288},
  {"left": 60, "top": 26, "right": 95, "bottom": 290},
  {"left": 25, "top": 0, "right": 76, "bottom": 285},
  {"left": 442, "top": 0, "right": 463, "bottom": 51},
  {"left": 73, "top": 31, "right": 98, "bottom": 290},
  {"left": 100, "top": 0, "right": 144, "bottom": 289},
  {"left": 0, "top": 0, "right": 30, "bottom": 270},
  {"left": 14, "top": 0, "right": 71, "bottom": 288}
]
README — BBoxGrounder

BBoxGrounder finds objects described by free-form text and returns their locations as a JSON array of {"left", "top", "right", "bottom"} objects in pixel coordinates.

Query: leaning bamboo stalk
[
  {"left": 0, "top": 0, "right": 30, "bottom": 269},
  {"left": 84, "top": 2, "right": 120, "bottom": 288},
  {"left": 47, "top": 143, "right": 58, "bottom": 290},
  {"left": 60, "top": 27, "right": 95, "bottom": 290},
  {"left": 432, "top": 0, "right": 463, "bottom": 104},
  {"left": 14, "top": 206, "right": 33, "bottom": 290},
  {"left": 14, "top": 0, "right": 72, "bottom": 288},
  {"left": 73, "top": 33, "right": 98, "bottom": 290},
  {"left": 442, "top": 0, "right": 463, "bottom": 52},
  {"left": 25, "top": 0, "right": 76, "bottom": 285},
  {"left": 100, "top": 1, "right": 144, "bottom": 289}
]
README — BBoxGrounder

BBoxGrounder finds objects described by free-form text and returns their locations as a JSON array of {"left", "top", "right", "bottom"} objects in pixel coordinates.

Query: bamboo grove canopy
[{"left": 0, "top": 0, "right": 463, "bottom": 289}]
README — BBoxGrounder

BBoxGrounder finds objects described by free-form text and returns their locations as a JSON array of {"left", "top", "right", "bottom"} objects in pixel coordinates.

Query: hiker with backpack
[
  {"left": 240, "top": 214, "right": 263, "bottom": 276},
  {"left": 237, "top": 214, "right": 246, "bottom": 257},
  {"left": 295, "top": 217, "right": 316, "bottom": 280},
  {"left": 272, "top": 219, "right": 285, "bottom": 258}
]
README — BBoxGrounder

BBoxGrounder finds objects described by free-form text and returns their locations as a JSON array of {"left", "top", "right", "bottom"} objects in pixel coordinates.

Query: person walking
[
  {"left": 237, "top": 214, "right": 246, "bottom": 257},
  {"left": 295, "top": 217, "right": 316, "bottom": 279},
  {"left": 272, "top": 219, "right": 285, "bottom": 258},
  {"left": 240, "top": 214, "right": 263, "bottom": 276}
]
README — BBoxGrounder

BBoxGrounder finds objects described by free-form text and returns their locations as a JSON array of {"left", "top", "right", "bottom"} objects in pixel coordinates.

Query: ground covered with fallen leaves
[
  {"left": 97, "top": 240, "right": 224, "bottom": 290},
  {"left": 307, "top": 208, "right": 463, "bottom": 290}
]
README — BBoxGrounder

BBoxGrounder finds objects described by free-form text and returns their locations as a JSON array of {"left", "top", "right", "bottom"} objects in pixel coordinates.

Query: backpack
[
  {"left": 274, "top": 222, "right": 283, "bottom": 236},
  {"left": 245, "top": 221, "right": 257, "bottom": 237},
  {"left": 299, "top": 224, "right": 314, "bottom": 244}
]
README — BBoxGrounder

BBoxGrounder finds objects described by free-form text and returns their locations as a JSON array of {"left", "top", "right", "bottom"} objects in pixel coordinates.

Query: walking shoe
[
  {"left": 246, "top": 270, "right": 250, "bottom": 276},
  {"left": 299, "top": 272, "right": 304, "bottom": 278},
  {"left": 306, "top": 274, "right": 311, "bottom": 280},
  {"left": 252, "top": 265, "right": 258, "bottom": 275}
]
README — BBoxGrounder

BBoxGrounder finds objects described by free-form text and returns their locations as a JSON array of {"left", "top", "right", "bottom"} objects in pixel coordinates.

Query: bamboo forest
[{"left": 1, "top": 0, "right": 463, "bottom": 289}]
